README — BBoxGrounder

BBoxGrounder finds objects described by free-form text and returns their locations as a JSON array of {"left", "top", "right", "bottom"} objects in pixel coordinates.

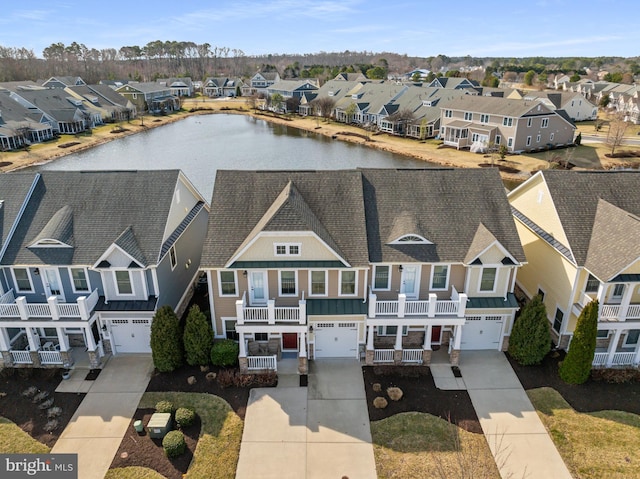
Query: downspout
[{"left": 363, "top": 267, "right": 369, "bottom": 303}]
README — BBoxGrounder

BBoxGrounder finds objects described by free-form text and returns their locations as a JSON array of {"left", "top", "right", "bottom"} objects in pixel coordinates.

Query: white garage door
[
  {"left": 314, "top": 322, "right": 358, "bottom": 358},
  {"left": 460, "top": 315, "right": 504, "bottom": 350},
  {"left": 110, "top": 318, "right": 152, "bottom": 353}
]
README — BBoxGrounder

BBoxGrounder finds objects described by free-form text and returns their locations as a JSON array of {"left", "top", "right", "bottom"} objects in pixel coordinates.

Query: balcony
[
  {"left": 0, "top": 289, "right": 99, "bottom": 321},
  {"left": 236, "top": 291, "right": 306, "bottom": 325},
  {"left": 593, "top": 351, "right": 639, "bottom": 368},
  {"left": 368, "top": 291, "right": 467, "bottom": 319}
]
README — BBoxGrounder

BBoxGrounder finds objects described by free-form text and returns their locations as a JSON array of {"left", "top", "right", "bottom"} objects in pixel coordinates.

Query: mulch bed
[
  {"left": 57, "top": 142, "right": 80, "bottom": 148},
  {"left": 478, "top": 163, "right": 521, "bottom": 174},
  {"left": 507, "top": 351, "right": 640, "bottom": 414},
  {"left": 362, "top": 366, "right": 482, "bottom": 434},
  {"left": 110, "top": 408, "right": 200, "bottom": 479},
  {"left": 0, "top": 368, "right": 86, "bottom": 447}
]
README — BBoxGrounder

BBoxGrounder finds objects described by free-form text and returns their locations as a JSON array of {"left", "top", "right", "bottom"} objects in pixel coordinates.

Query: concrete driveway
[
  {"left": 236, "top": 359, "right": 376, "bottom": 479},
  {"left": 459, "top": 351, "right": 572, "bottom": 479},
  {"left": 51, "top": 354, "right": 154, "bottom": 479}
]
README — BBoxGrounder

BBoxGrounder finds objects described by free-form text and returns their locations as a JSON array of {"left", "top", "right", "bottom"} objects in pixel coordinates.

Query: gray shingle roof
[
  {"left": 0, "top": 174, "right": 39, "bottom": 255},
  {"left": 0, "top": 170, "right": 182, "bottom": 266},
  {"left": 113, "top": 226, "right": 148, "bottom": 267},
  {"left": 29, "top": 205, "right": 74, "bottom": 247}
]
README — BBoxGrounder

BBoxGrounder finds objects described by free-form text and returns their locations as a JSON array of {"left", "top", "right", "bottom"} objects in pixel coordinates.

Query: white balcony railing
[
  {"left": 599, "top": 303, "right": 640, "bottom": 321},
  {"left": 402, "top": 349, "right": 423, "bottom": 364},
  {"left": 246, "top": 355, "right": 277, "bottom": 372},
  {"left": 38, "top": 350, "right": 63, "bottom": 365},
  {"left": 10, "top": 350, "right": 33, "bottom": 364},
  {"left": 369, "top": 292, "right": 467, "bottom": 318},
  {"left": 593, "top": 351, "right": 638, "bottom": 367},
  {"left": 373, "top": 349, "right": 395, "bottom": 363},
  {"left": 600, "top": 304, "right": 621, "bottom": 320},
  {"left": 236, "top": 292, "right": 306, "bottom": 325},
  {"left": 592, "top": 352, "right": 607, "bottom": 366},
  {"left": 627, "top": 305, "right": 640, "bottom": 319},
  {"left": 0, "top": 289, "right": 99, "bottom": 321}
]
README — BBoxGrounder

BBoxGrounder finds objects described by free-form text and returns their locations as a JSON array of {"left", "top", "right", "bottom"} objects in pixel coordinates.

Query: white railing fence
[
  {"left": 373, "top": 349, "right": 395, "bottom": 363},
  {"left": 0, "top": 289, "right": 15, "bottom": 304},
  {"left": 611, "top": 352, "right": 636, "bottom": 366},
  {"left": 246, "top": 355, "right": 277, "bottom": 372},
  {"left": 38, "top": 351, "right": 63, "bottom": 365},
  {"left": 402, "top": 349, "right": 423, "bottom": 364},
  {"left": 627, "top": 304, "right": 640, "bottom": 319},
  {"left": 10, "top": 350, "right": 32, "bottom": 364},
  {"left": 592, "top": 352, "right": 607, "bottom": 366}
]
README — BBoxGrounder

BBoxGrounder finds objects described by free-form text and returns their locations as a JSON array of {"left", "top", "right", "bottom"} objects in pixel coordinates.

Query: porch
[
  {"left": 441, "top": 121, "right": 470, "bottom": 149},
  {"left": 235, "top": 291, "right": 306, "bottom": 325},
  {"left": 0, "top": 288, "right": 99, "bottom": 321},
  {"left": 368, "top": 290, "right": 467, "bottom": 319},
  {"left": 572, "top": 283, "right": 640, "bottom": 322},
  {"left": 591, "top": 326, "right": 640, "bottom": 368},
  {"left": 236, "top": 324, "right": 309, "bottom": 375}
]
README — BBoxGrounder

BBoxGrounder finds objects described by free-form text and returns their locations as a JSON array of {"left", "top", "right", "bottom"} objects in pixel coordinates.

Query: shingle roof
[
  {"left": 542, "top": 170, "right": 640, "bottom": 275},
  {"left": 29, "top": 205, "right": 74, "bottom": 247},
  {"left": 201, "top": 170, "right": 369, "bottom": 268},
  {"left": 443, "top": 95, "right": 552, "bottom": 118},
  {"left": 0, "top": 174, "right": 39, "bottom": 255},
  {"left": 0, "top": 170, "right": 182, "bottom": 266}
]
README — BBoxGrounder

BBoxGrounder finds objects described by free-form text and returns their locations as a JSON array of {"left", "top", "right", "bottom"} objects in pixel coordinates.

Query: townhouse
[
  {"left": 0, "top": 92, "right": 54, "bottom": 150},
  {"left": 203, "top": 77, "right": 244, "bottom": 97},
  {"left": 508, "top": 171, "right": 640, "bottom": 368},
  {"left": 440, "top": 96, "right": 576, "bottom": 153},
  {"left": 522, "top": 91, "right": 598, "bottom": 121},
  {"left": 115, "top": 82, "right": 179, "bottom": 114},
  {"left": 0, "top": 170, "right": 209, "bottom": 369},
  {"left": 201, "top": 168, "right": 525, "bottom": 374}
]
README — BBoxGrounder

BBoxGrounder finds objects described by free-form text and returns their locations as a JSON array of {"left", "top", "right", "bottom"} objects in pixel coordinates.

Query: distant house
[
  {"left": 157, "top": 78, "right": 194, "bottom": 97},
  {"left": 203, "top": 77, "right": 244, "bottom": 97},
  {"left": 115, "top": 82, "right": 179, "bottom": 114},
  {"left": 249, "top": 72, "right": 281, "bottom": 96},
  {"left": 428, "top": 77, "right": 478, "bottom": 89},
  {"left": 522, "top": 91, "right": 598, "bottom": 121},
  {"left": 404, "top": 69, "right": 431, "bottom": 81},
  {"left": 68, "top": 84, "right": 136, "bottom": 122},
  {"left": 41, "top": 76, "right": 86, "bottom": 89},
  {"left": 0, "top": 93, "right": 54, "bottom": 150}
]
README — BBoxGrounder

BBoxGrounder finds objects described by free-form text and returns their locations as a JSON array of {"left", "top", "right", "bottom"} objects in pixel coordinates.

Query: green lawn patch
[
  {"left": 371, "top": 412, "right": 499, "bottom": 479},
  {"left": 0, "top": 417, "right": 50, "bottom": 454},
  {"left": 105, "top": 466, "right": 167, "bottom": 479},
  {"left": 528, "top": 387, "right": 640, "bottom": 479}
]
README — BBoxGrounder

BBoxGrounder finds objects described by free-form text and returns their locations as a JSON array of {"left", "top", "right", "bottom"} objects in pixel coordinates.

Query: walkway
[
  {"left": 52, "top": 354, "right": 154, "bottom": 479},
  {"left": 459, "top": 351, "right": 572, "bottom": 479},
  {"left": 236, "top": 359, "right": 377, "bottom": 479}
]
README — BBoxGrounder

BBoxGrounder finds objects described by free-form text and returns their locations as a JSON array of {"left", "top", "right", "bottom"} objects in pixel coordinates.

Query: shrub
[
  {"left": 47, "top": 407, "right": 63, "bottom": 418},
  {"left": 155, "top": 400, "right": 174, "bottom": 414},
  {"left": 32, "top": 391, "right": 50, "bottom": 403},
  {"left": 150, "top": 306, "right": 184, "bottom": 372},
  {"left": 386, "top": 387, "right": 403, "bottom": 401},
  {"left": 187, "top": 375, "right": 197, "bottom": 385},
  {"left": 210, "top": 339, "right": 239, "bottom": 367},
  {"left": 175, "top": 407, "right": 196, "bottom": 428},
  {"left": 162, "top": 430, "right": 186, "bottom": 458},
  {"left": 200, "top": 365, "right": 210, "bottom": 373},
  {"left": 183, "top": 305, "right": 214, "bottom": 366},
  {"left": 372, "top": 383, "right": 382, "bottom": 392},
  {"left": 205, "top": 371, "right": 217, "bottom": 381},
  {"left": 43, "top": 420, "right": 59, "bottom": 432},
  {"left": 508, "top": 294, "right": 551, "bottom": 366},
  {"left": 22, "top": 386, "right": 39, "bottom": 398},
  {"left": 38, "top": 398, "right": 55, "bottom": 410},
  {"left": 560, "top": 300, "right": 598, "bottom": 384},
  {"left": 373, "top": 397, "right": 388, "bottom": 409},
  {"left": 592, "top": 368, "right": 640, "bottom": 383}
]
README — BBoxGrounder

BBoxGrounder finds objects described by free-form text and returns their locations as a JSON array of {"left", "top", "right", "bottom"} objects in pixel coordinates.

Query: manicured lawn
[
  {"left": 108, "top": 392, "right": 243, "bottom": 479},
  {"left": 0, "top": 417, "right": 50, "bottom": 454},
  {"left": 371, "top": 412, "right": 499, "bottom": 479},
  {"left": 104, "top": 467, "right": 167, "bottom": 479},
  {"left": 528, "top": 387, "right": 640, "bottom": 479}
]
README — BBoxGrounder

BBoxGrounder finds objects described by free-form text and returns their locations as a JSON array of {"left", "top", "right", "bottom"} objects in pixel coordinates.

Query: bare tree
[
  {"left": 312, "top": 97, "right": 336, "bottom": 120},
  {"left": 606, "top": 115, "right": 628, "bottom": 156}
]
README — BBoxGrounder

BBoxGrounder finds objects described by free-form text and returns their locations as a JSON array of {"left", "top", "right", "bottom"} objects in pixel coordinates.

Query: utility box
[{"left": 147, "top": 412, "right": 172, "bottom": 439}]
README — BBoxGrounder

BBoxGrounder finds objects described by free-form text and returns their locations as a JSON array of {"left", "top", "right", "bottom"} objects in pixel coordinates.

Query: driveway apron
[
  {"left": 51, "top": 354, "right": 153, "bottom": 479},
  {"left": 459, "top": 351, "right": 572, "bottom": 479},
  {"left": 236, "top": 359, "right": 377, "bottom": 479}
]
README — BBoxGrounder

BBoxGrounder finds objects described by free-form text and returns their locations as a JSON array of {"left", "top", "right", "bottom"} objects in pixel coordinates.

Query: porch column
[
  {"left": 16, "top": 297, "right": 29, "bottom": 320},
  {"left": 368, "top": 293, "right": 377, "bottom": 318},
  {"left": 235, "top": 298, "right": 245, "bottom": 325},
  {"left": 605, "top": 329, "right": 622, "bottom": 367},
  {"left": 84, "top": 325, "right": 97, "bottom": 350},
  {"left": 633, "top": 342, "right": 640, "bottom": 367},
  {"left": 25, "top": 327, "right": 38, "bottom": 350},
  {"left": 397, "top": 294, "right": 406, "bottom": 318},
  {"left": 365, "top": 325, "right": 375, "bottom": 366},
  {"left": 458, "top": 294, "right": 468, "bottom": 318},
  {"left": 393, "top": 325, "right": 403, "bottom": 364},
  {"left": 238, "top": 333, "right": 247, "bottom": 357},
  {"left": 298, "top": 299, "right": 306, "bottom": 325},
  {"left": 0, "top": 328, "right": 11, "bottom": 351},
  {"left": 619, "top": 284, "right": 634, "bottom": 320},
  {"left": 597, "top": 284, "right": 607, "bottom": 317},
  {"left": 423, "top": 325, "right": 432, "bottom": 350},
  {"left": 267, "top": 299, "right": 276, "bottom": 325},
  {"left": 47, "top": 296, "right": 60, "bottom": 320},
  {"left": 453, "top": 325, "right": 462, "bottom": 350},
  {"left": 298, "top": 332, "right": 308, "bottom": 374},
  {"left": 428, "top": 294, "right": 437, "bottom": 318},
  {"left": 56, "top": 327, "right": 70, "bottom": 352}
]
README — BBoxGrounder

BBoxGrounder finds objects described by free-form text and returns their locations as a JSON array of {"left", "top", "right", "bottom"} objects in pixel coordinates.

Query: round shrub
[
  {"left": 373, "top": 397, "right": 388, "bottom": 409},
  {"left": 162, "top": 430, "right": 186, "bottom": 458},
  {"left": 372, "top": 383, "right": 382, "bottom": 392},
  {"left": 386, "top": 387, "right": 403, "bottom": 401},
  {"left": 155, "top": 400, "right": 174, "bottom": 414},
  {"left": 210, "top": 339, "right": 240, "bottom": 367},
  {"left": 175, "top": 407, "right": 196, "bottom": 428}
]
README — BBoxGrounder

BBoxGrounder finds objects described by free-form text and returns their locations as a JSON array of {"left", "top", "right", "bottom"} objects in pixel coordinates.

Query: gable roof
[
  {"left": 0, "top": 170, "right": 184, "bottom": 266},
  {"left": 202, "top": 170, "right": 369, "bottom": 268}
]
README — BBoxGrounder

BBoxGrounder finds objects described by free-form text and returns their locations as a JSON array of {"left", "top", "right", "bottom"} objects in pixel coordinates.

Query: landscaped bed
[{"left": 0, "top": 368, "right": 86, "bottom": 449}]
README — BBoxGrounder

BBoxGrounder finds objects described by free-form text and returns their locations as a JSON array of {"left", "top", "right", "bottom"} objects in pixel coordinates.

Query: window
[
  {"left": 279, "top": 271, "right": 297, "bottom": 296},
  {"left": 310, "top": 270, "right": 326, "bottom": 296},
  {"left": 526, "top": 136, "right": 531, "bottom": 146},
  {"left": 613, "top": 284, "right": 625, "bottom": 298},
  {"left": 625, "top": 330, "right": 640, "bottom": 347},
  {"left": 537, "top": 288, "right": 545, "bottom": 301},
  {"left": 377, "top": 325, "right": 408, "bottom": 336},
  {"left": 536, "top": 134, "right": 541, "bottom": 143},
  {"left": 225, "top": 320, "right": 239, "bottom": 341},
  {"left": 527, "top": 118, "right": 532, "bottom": 127},
  {"left": 480, "top": 267, "right": 497, "bottom": 292},
  {"left": 219, "top": 271, "right": 237, "bottom": 296},
  {"left": 69, "top": 268, "right": 89, "bottom": 292},
  {"left": 503, "top": 117, "right": 513, "bottom": 127},
  {"left": 541, "top": 118, "right": 549, "bottom": 128},
  {"left": 553, "top": 308, "right": 563, "bottom": 333},
  {"left": 12, "top": 268, "right": 33, "bottom": 292},
  {"left": 274, "top": 243, "right": 301, "bottom": 256},
  {"left": 596, "top": 329, "right": 609, "bottom": 339},
  {"left": 464, "top": 112, "right": 473, "bottom": 121},
  {"left": 169, "top": 246, "right": 177, "bottom": 270},
  {"left": 444, "top": 109, "right": 452, "bottom": 118},
  {"left": 507, "top": 137, "right": 513, "bottom": 147},
  {"left": 340, "top": 270, "right": 356, "bottom": 295},
  {"left": 550, "top": 132, "right": 554, "bottom": 141},
  {"left": 431, "top": 265, "right": 449, "bottom": 290},
  {"left": 495, "top": 135, "right": 501, "bottom": 145},
  {"left": 255, "top": 332, "right": 268, "bottom": 341},
  {"left": 373, "top": 265, "right": 390, "bottom": 290},
  {"left": 585, "top": 274, "right": 599, "bottom": 293},
  {"left": 115, "top": 270, "right": 133, "bottom": 295},
  {"left": 480, "top": 114, "right": 489, "bottom": 123}
]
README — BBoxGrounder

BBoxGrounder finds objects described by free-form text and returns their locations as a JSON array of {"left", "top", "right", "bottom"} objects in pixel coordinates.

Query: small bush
[
  {"left": 253, "top": 372, "right": 278, "bottom": 386},
  {"left": 22, "top": 386, "right": 39, "bottom": 398},
  {"left": 200, "top": 365, "right": 210, "bottom": 373},
  {"left": 372, "top": 383, "right": 382, "bottom": 392},
  {"left": 373, "top": 397, "right": 388, "bottom": 409},
  {"left": 155, "top": 400, "right": 174, "bottom": 414},
  {"left": 47, "top": 407, "right": 63, "bottom": 418},
  {"left": 175, "top": 407, "right": 196, "bottom": 428},
  {"left": 38, "top": 398, "right": 55, "bottom": 410},
  {"left": 592, "top": 368, "right": 640, "bottom": 383},
  {"left": 43, "top": 419, "right": 59, "bottom": 432},
  {"left": 386, "top": 387, "right": 403, "bottom": 401},
  {"left": 32, "top": 391, "right": 50, "bottom": 403},
  {"left": 187, "top": 376, "right": 197, "bottom": 385},
  {"left": 210, "top": 339, "right": 239, "bottom": 367},
  {"left": 205, "top": 371, "right": 217, "bottom": 381},
  {"left": 162, "top": 430, "right": 186, "bottom": 458}
]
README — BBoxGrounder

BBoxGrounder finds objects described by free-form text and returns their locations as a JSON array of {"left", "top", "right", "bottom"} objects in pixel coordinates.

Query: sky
[{"left": 1, "top": 0, "right": 638, "bottom": 59}]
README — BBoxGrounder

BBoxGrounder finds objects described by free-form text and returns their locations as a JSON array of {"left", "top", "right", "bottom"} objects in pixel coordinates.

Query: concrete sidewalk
[
  {"left": 51, "top": 354, "right": 153, "bottom": 479},
  {"left": 236, "top": 359, "right": 376, "bottom": 479},
  {"left": 459, "top": 351, "right": 572, "bottom": 479}
]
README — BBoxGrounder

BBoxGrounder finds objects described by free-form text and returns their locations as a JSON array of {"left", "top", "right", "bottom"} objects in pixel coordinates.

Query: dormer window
[
  {"left": 274, "top": 243, "right": 301, "bottom": 256},
  {"left": 390, "top": 234, "right": 431, "bottom": 245}
]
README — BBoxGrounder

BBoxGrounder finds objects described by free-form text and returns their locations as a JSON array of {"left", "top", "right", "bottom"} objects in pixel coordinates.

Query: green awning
[
  {"left": 466, "top": 293, "right": 519, "bottom": 310},
  {"left": 306, "top": 299, "right": 368, "bottom": 316}
]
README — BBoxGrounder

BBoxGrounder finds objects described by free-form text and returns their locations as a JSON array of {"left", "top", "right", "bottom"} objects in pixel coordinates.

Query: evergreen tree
[
  {"left": 150, "top": 305, "right": 184, "bottom": 372},
  {"left": 508, "top": 295, "right": 551, "bottom": 365},
  {"left": 183, "top": 305, "right": 213, "bottom": 366},
  {"left": 559, "top": 300, "right": 598, "bottom": 384}
]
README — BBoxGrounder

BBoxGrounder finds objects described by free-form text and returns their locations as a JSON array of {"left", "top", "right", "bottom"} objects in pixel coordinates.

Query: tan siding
[
  {"left": 236, "top": 235, "right": 341, "bottom": 262},
  {"left": 449, "top": 265, "right": 466, "bottom": 298}
]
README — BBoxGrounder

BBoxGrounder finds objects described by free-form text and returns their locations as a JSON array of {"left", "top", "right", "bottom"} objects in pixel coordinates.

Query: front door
[
  {"left": 400, "top": 265, "right": 419, "bottom": 299},
  {"left": 249, "top": 271, "right": 267, "bottom": 305},
  {"left": 42, "top": 268, "right": 65, "bottom": 302},
  {"left": 431, "top": 326, "right": 442, "bottom": 345},
  {"left": 282, "top": 333, "right": 298, "bottom": 351}
]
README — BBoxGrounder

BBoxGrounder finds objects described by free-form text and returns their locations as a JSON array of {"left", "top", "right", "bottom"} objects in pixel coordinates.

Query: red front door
[
  {"left": 282, "top": 333, "right": 298, "bottom": 350},
  {"left": 431, "top": 326, "right": 442, "bottom": 344}
]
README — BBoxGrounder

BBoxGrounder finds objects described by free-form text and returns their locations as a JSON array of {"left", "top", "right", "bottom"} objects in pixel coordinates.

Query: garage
[
  {"left": 460, "top": 315, "right": 504, "bottom": 350},
  {"left": 109, "top": 318, "right": 152, "bottom": 353},
  {"left": 313, "top": 322, "right": 358, "bottom": 358}
]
